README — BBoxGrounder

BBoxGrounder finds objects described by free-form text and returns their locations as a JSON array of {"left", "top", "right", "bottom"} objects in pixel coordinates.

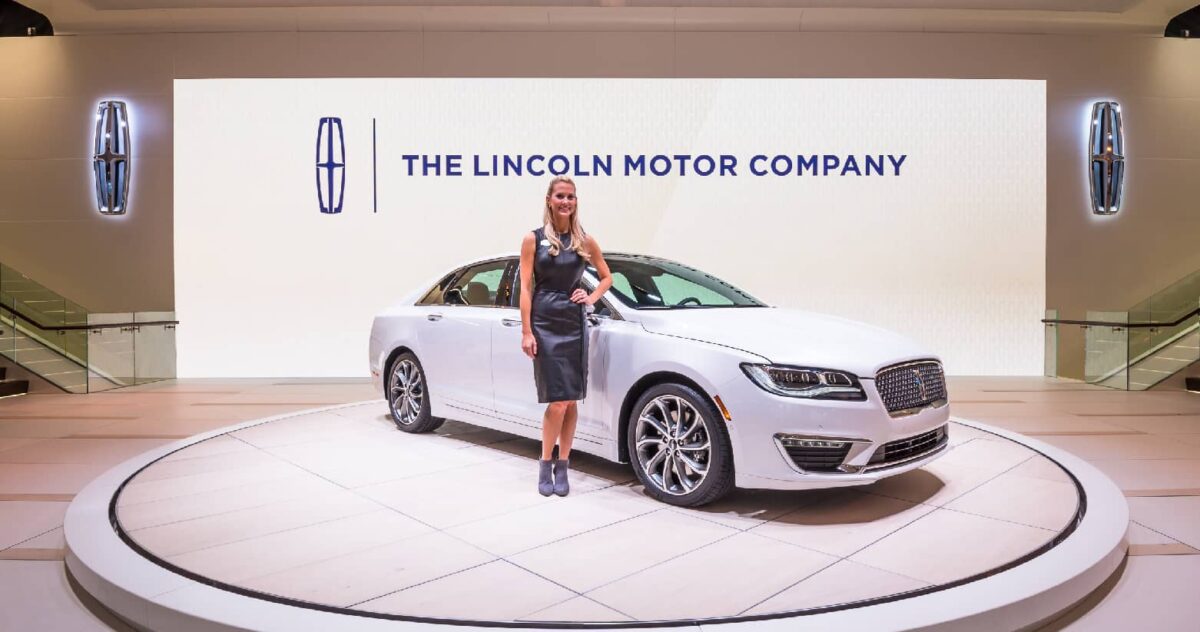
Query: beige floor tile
[
  {"left": 664, "top": 487, "right": 825, "bottom": 531},
  {"left": 357, "top": 458, "right": 609, "bottom": 529},
  {"left": 1006, "top": 454, "right": 1073, "bottom": 483},
  {"left": 0, "top": 463, "right": 111, "bottom": 495},
  {"left": 1126, "top": 496, "right": 1200, "bottom": 550},
  {"left": 0, "top": 438, "right": 43, "bottom": 454},
  {"left": 1102, "top": 415, "right": 1200, "bottom": 435},
  {"left": 743, "top": 559, "right": 930, "bottom": 615},
  {"left": 126, "top": 489, "right": 381, "bottom": 557},
  {"left": 508, "top": 510, "right": 736, "bottom": 593},
  {"left": 230, "top": 411, "right": 393, "bottom": 449},
  {"left": 1038, "top": 434, "right": 1200, "bottom": 461},
  {"left": 0, "top": 561, "right": 135, "bottom": 631},
  {"left": 861, "top": 458, "right": 1003, "bottom": 507},
  {"left": 1065, "top": 400, "right": 1200, "bottom": 416},
  {"left": 158, "top": 435, "right": 256, "bottom": 462},
  {"left": 131, "top": 449, "right": 283, "bottom": 483},
  {"left": 752, "top": 491, "right": 936, "bottom": 557},
  {"left": 953, "top": 413, "right": 1138, "bottom": 436},
  {"left": 945, "top": 470, "right": 1079, "bottom": 531},
  {"left": 166, "top": 510, "right": 433, "bottom": 583},
  {"left": 445, "top": 484, "right": 660, "bottom": 556},
  {"left": 116, "top": 473, "right": 345, "bottom": 531},
  {"left": 263, "top": 433, "right": 504, "bottom": 488},
  {"left": 432, "top": 422, "right": 527, "bottom": 449},
  {"left": 243, "top": 531, "right": 494, "bottom": 608},
  {"left": 937, "top": 437, "right": 1037, "bottom": 473},
  {"left": 117, "top": 461, "right": 308, "bottom": 505},
  {"left": 1088, "top": 458, "right": 1200, "bottom": 494},
  {"left": 68, "top": 418, "right": 242, "bottom": 437},
  {"left": 945, "top": 423, "right": 996, "bottom": 446},
  {"left": 358, "top": 560, "right": 577, "bottom": 621},
  {"left": 1165, "top": 433, "right": 1200, "bottom": 446},
  {"left": 850, "top": 509, "right": 1053, "bottom": 585},
  {"left": 0, "top": 438, "right": 174, "bottom": 465},
  {"left": 0, "top": 501, "right": 68, "bottom": 549},
  {"left": 1054, "top": 556, "right": 1200, "bottom": 631},
  {"left": 10, "top": 526, "right": 64, "bottom": 550},
  {"left": 0, "top": 419, "right": 121, "bottom": 439},
  {"left": 587, "top": 531, "right": 837, "bottom": 620},
  {"left": 1127, "top": 522, "right": 1181, "bottom": 546},
  {"left": 519, "top": 596, "right": 634, "bottom": 622}
]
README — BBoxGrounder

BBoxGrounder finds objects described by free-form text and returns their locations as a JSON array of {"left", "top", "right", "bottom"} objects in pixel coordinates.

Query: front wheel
[
  {"left": 627, "top": 383, "right": 734, "bottom": 507},
  {"left": 387, "top": 352, "right": 445, "bottom": 433}
]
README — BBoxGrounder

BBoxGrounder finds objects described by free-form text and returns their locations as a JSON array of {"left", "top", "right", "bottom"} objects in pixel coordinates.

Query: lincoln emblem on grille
[
  {"left": 316, "top": 117, "right": 346, "bottom": 214},
  {"left": 1088, "top": 101, "right": 1124, "bottom": 216},
  {"left": 911, "top": 368, "right": 927, "bottom": 400}
]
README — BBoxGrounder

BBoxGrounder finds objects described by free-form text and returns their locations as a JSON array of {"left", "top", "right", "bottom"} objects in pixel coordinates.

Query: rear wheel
[
  {"left": 627, "top": 383, "right": 734, "bottom": 506},
  {"left": 387, "top": 352, "right": 445, "bottom": 433}
]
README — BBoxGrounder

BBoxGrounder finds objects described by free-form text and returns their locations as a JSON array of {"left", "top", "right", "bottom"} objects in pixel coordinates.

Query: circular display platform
[{"left": 65, "top": 402, "right": 1128, "bottom": 631}]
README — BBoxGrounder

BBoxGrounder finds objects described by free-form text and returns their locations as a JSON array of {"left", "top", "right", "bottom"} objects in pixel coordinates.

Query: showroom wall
[{"left": 0, "top": 30, "right": 1197, "bottom": 377}]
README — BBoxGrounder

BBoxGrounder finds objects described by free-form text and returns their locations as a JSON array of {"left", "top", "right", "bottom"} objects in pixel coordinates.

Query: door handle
[
  {"left": 427, "top": 314, "right": 443, "bottom": 322},
  {"left": 501, "top": 318, "right": 522, "bottom": 327}
]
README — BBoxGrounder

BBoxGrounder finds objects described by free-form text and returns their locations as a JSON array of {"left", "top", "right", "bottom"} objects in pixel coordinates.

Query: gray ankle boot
[
  {"left": 538, "top": 460, "right": 554, "bottom": 496},
  {"left": 552, "top": 459, "right": 570, "bottom": 496}
]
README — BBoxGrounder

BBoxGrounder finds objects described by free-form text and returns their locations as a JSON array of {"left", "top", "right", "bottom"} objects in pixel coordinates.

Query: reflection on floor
[
  {"left": 114, "top": 405, "right": 1077, "bottom": 622},
  {"left": 0, "top": 377, "right": 1197, "bottom": 629}
]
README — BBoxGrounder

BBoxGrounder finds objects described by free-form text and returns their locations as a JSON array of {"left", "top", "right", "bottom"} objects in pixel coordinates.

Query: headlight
[{"left": 741, "top": 364, "right": 867, "bottom": 401}]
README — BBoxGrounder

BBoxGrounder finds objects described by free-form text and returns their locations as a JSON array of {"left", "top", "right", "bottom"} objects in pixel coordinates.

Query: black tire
[
  {"left": 627, "top": 383, "right": 734, "bottom": 507},
  {"left": 386, "top": 352, "right": 445, "bottom": 433}
]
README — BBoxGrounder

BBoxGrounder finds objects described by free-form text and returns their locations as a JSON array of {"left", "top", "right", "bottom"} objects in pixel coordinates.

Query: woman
[{"left": 519, "top": 175, "right": 612, "bottom": 497}]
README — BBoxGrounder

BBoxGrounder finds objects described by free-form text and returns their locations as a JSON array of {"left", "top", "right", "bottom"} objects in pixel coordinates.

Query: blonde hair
[{"left": 542, "top": 175, "right": 591, "bottom": 263}]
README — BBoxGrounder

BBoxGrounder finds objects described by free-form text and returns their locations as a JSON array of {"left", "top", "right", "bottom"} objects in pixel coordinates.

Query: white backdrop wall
[{"left": 175, "top": 78, "right": 1045, "bottom": 377}]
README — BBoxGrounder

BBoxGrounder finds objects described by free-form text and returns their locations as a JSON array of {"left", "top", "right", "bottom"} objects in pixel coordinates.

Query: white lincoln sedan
[{"left": 369, "top": 253, "right": 949, "bottom": 506}]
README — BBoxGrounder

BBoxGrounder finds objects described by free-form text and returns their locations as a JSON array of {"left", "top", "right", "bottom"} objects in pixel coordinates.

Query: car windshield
[{"left": 586, "top": 255, "right": 765, "bottom": 310}]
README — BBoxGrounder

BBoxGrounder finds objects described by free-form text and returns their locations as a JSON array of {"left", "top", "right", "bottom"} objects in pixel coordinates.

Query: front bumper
[{"left": 719, "top": 373, "right": 950, "bottom": 490}]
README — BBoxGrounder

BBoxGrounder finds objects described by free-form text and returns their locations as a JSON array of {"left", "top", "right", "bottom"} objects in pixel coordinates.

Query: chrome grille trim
[
  {"left": 864, "top": 425, "right": 950, "bottom": 472},
  {"left": 875, "top": 360, "right": 948, "bottom": 417}
]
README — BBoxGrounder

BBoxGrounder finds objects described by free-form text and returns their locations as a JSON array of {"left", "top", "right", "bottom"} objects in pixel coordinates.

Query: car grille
[
  {"left": 875, "top": 360, "right": 947, "bottom": 415},
  {"left": 867, "top": 425, "right": 949, "bottom": 469},
  {"left": 781, "top": 443, "right": 852, "bottom": 473}
]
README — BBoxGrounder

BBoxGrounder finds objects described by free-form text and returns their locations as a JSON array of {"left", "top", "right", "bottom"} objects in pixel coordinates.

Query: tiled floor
[
  {"left": 112, "top": 400, "right": 1075, "bottom": 622},
  {"left": 0, "top": 377, "right": 1198, "bottom": 629}
]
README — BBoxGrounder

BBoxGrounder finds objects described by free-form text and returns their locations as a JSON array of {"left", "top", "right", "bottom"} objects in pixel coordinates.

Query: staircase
[
  {"left": 0, "top": 261, "right": 177, "bottom": 394},
  {"left": 0, "top": 365, "right": 29, "bottom": 400},
  {"left": 1058, "top": 267, "right": 1200, "bottom": 391}
]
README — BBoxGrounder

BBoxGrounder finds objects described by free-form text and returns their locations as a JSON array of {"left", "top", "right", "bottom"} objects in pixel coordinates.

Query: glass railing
[
  {"left": 0, "top": 262, "right": 176, "bottom": 393},
  {"left": 1047, "top": 267, "right": 1200, "bottom": 390}
]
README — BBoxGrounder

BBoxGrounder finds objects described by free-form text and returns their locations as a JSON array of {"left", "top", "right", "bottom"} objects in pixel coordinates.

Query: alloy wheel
[
  {"left": 634, "top": 394, "right": 712, "bottom": 495},
  {"left": 389, "top": 359, "right": 424, "bottom": 425}
]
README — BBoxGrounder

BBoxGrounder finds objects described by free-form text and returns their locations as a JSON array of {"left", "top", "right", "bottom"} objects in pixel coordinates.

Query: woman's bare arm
[
  {"left": 584, "top": 235, "right": 613, "bottom": 304},
  {"left": 519, "top": 232, "right": 537, "bottom": 358}
]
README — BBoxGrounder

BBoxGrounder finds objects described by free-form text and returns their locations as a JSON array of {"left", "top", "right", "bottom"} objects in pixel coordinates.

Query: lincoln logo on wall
[
  {"left": 93, "top": 100, "right": 131, "bottom": 216},
  {"left": 315, "top": 117, "right": 345, "bottom": 214},
  {"left": 1089, "top": 101, "right": 1125, "bottom": 216}
]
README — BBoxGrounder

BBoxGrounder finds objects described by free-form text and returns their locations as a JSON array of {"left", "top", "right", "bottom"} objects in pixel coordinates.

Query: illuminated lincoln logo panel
[
  {"left": 1089, "top": 101, "right": 1125, "bottom": 216},
  {"left": 316, "top": 117, "right": 346, "bottom": 214},
  {"left": 93, "top": 101, "right": 131, "bottom": 216}
]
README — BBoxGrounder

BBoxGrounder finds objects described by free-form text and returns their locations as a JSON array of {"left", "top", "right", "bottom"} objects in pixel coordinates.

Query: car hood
[{"left": 633, "top": 307, "right": 934, "bottom": 377}]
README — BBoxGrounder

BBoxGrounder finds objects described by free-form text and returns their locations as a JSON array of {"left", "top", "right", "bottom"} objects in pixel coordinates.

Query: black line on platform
[{"left": 106, "top": 423, "right": 1088, "bottom": 629}]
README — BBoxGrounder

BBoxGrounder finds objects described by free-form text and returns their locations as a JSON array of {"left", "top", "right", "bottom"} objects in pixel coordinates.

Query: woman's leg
[
  {"left": 558, "top": 401, "right": 578, "bottom": 460},
  {"left": 541, "top": 401, "right": 569, "bottom": 460}
]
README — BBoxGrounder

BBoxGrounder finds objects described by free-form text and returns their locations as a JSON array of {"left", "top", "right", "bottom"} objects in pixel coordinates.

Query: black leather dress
[{"left": 530, "top": 227, "right": 588, "bottom": 403}]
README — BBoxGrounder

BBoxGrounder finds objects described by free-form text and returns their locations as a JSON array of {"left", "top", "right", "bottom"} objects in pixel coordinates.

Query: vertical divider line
[{"left": 373, "top": 118, "right": 378, "bottom": 214}]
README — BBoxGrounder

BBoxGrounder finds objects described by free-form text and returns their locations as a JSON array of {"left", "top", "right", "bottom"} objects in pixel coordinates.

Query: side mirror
[{"left": 444, "top": 288, "right": 466, "bottom": 305}]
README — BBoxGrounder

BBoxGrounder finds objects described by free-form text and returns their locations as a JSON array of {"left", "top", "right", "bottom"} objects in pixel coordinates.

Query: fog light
[{"left": 779, "top": 437, "right": 848, "bottom": 449}]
